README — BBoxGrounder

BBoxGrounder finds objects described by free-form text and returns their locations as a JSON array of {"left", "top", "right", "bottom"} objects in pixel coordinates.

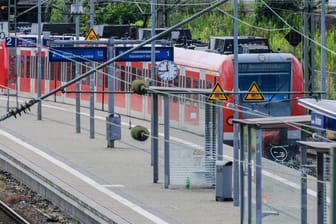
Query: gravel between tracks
[{"left": 0, "top": 170, "right": 79, "bottom": 224}]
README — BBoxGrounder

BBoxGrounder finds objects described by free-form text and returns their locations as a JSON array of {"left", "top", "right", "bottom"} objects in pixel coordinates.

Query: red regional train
[{"left": 0, "top": 35, "right": 305, "bottom": 143}]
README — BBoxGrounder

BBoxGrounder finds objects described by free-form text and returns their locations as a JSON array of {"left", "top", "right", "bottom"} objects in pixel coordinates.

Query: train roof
[
  {"left": 174, "top": 47, "right": 295, "bottom": 73},
  {"left": 237, "top": 53, "right": 294, "bottom": 63},
  {"left": 174, "top": 47, "right": 227, "bottom": 74}
]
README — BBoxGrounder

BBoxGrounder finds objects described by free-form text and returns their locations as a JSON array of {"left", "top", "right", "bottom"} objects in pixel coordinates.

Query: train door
[
  {"left": 96, "top": 65, "right": 107, "bottom": 109},
  {"left": 168, "top": 69, "right": 180, "bottom": 122},
  {"left": 129, "top": 62, "right": 146, "bottom": 117},
  {"left": 33, "top": 51, "right": 47, "bottom": 95},
  {"left": 125, "top": 63, "right": 131, "bottom": 116},
  {"left": 184, "top": 69, "right": 200, "bottom": 126},
  {"left": 0, "top": 41, "right": 8, "bottom": 89},
  {"left": 19, "top": 50, "right": 32, "bottom": 93},
  {"left": 178, "top": 66, "right": 186, "bottom": 128},
  {"left": 114, "top": 62, "right": 127, "bottom": 113},
  {"left": 146, "top": 62, "right": 163, "bottom": 119},
  {"left": 48, "top": 60, "right": 63, "bottom": 101},
  {"left": 80, "top": 62, "right": 91, "bottom": 102},
  {"left": 64, "top": 62, "right": 76, "bottom": 100}
]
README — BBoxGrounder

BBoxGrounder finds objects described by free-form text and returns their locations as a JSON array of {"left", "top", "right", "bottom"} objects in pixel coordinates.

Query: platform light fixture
[{"left": 71, "top": 3, "right": 83, "bottom": 15}]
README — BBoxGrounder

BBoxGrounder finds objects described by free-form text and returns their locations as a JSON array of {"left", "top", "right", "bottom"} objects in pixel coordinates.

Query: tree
[
  {"left": 94, "top": 2, "right": 143, "bottom": 25},
  {"left": 255, "top": 0, "right": 301, "bottom": 26}
]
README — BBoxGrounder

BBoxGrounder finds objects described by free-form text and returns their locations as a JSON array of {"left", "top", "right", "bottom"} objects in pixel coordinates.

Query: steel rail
[{"left": 0, "top": 199, "right": 31, "bottom": 224}]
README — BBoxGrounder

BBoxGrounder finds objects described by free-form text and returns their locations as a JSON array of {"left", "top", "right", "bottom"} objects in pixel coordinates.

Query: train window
[
  {"left": 50, "top": 63, "right": 55, "bottom": 80},
  {"left": 97, "top": 70, "right": 103, "bottom": 87},
  {"left": 131, "top": 67, "right": 137, "bottom": 82},
  {"left": 65, "top": 62, "right": 70, "bottom": 81},
  {"left": 157, "top": 74, "right": 162, "bottom": 87},
  {"left": 41, "top": 57, "right": 45, "bottom": 80},
  {"left": 137, "top": 68, "right": 142, "bottom": 79},
  {"left": 193, "top": 78, "right": 199, "bottom": 88},
  {"left": 72, "top": 63, "right": 76, "bottom": 80},
  {"left": 81, "top": 64, "right": 87, "bottom": 85},
  {"left": 206, "top": 81, "right": 212, "bottom": 89},
  {"left": 185, "top": 77, "right": 191, "bottom": 104},
  {"left": 198, "top": 80, "right": 206, "bottom": 107},
  {"left": 148, "top": 69, "right": 151, "bottom": 79},
  {"left": 239, "top": 73, "right": 290, "bottom": 102},
  {"left": 120, "top": 65, "right": 125, "bottom": 91},
  {"left": 104, "top": 71, "right": 108, "bottom": 88},
  {"left": 186, "top": 77, "right": 191, "bottom": 88},
  {"left": 87, "top": 69, "right": 92, "bottom": 87},
  {"left": 193, "top": 78, "right": 199, "bottom": 107},
  {"left": 172, "top": 77, "right": 179, "bottom": 102},
  {"left": 115, "top": 65, "right": 120, "bottom": 91},
  {"left": 173, "top": 77, "right": 178, "bottom": 87},
  {"left": 57, "top": 63, "right": 61, "bottom": 81},
  {"left": 26, "top": 56, "right": 31, "bottom": 78},
  {"left": 20, "top": 56, "right": 24, "bottom": 78}
]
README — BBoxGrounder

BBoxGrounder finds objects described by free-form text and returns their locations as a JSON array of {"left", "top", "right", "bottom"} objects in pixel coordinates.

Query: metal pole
[
  {"left": 303, "top": 0, "right": 315, "bottom": 96},
  {"left": 255, "top": 128, "right": 262, "bottom": 224},
  {"left": 217, "top": 101, "right": 223, "bottom": 160},
  {"left": 151, "top": 0, "right": 159, "bottom": 183},
  {"left": 152, "top": 94, "right": 159, "bottom": 182},
  {"left": 75, "top": 0, "right": 81, "bottom": 133},
  {"left": 89, "top": 0, "right": 95, "bottom": 138},
  {"left": 331, "top": 146, "right": 336, "bottom": 224},
  {"left": 321, "top": 0, "right": 326, "bottom": 99},
  {"left": 317, "top": 152, "right": 325, "bottom": 224},
  {"left": 233, "top": 0, "right": 240, "bottom": 207},
  {"left": 37, "top": 0, "right": 42, "bottom": 120},
  {"left": 164, "top": 95, "right": 170, "bottom": 188},
  {"left": 239, "top": 125, "right": 245, "bottom": 223},
  {"left": 107, "top": 39, "right": 115, "bottom": 148},
  {"left": 247, "top": 127, "right": 252, "bottom": 224},
  {"left": 301, "top": 145, "right": 307, "bottom": 224}
]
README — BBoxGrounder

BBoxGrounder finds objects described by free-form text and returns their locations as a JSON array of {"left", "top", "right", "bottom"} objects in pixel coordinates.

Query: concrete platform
[{"left": 0, "top": 99, "right": 240, "bottom": 224}]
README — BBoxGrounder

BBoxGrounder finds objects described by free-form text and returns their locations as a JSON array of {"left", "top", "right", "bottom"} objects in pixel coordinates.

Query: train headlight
[{"left": 258, "top": 54, "right": 266, "bottom": 62}]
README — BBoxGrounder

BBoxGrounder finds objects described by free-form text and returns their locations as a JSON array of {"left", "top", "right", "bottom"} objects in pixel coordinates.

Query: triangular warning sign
[
  {"left": 208, "top": 82, "right": 228, "bottom": 101},
  {"left": 85, "top": 28, "right": 99, "bottom": 41},
  {"left": 244, "top": 81, "right": 264, "bottom": 101}
]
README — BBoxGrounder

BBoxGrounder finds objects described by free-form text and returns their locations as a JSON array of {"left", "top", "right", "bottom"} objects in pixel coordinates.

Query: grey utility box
[
  {"left": 215, "top": 160, "right": 233, "bottom": 201},
  {"left": 106, "top": 114, "right": 121, "bottom": 141}
]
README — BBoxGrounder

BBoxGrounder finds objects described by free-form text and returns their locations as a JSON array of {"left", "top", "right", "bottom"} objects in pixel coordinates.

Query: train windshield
[
  {"left": 239, "top": 73, "right": 290, "bottom": 101},
  {"left": 238, "top": 62, "right": 291, "bottom": 118}
]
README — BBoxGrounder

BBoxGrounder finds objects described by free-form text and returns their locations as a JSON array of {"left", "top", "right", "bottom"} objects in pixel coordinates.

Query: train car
[
  {"left": 0, "top": 35, "right": 305, "bottom": 144},
  {"left": 174, "top": 47, "right": 305, "bottom": 141},
  {"left": 0, "top": 41, "right": 8, "bottom": 89}
]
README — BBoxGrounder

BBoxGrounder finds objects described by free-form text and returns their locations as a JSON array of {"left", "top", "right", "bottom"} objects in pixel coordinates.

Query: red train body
[
  {"left": 0, "top": 36, "right": 305, "bottom": 142},
  {"left": 0, "top": 41, "right": 8, "bottom": 89}
]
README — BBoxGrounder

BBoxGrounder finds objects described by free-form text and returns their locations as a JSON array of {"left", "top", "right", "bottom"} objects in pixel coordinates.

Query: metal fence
[{"left": 167, "top": 94, "right": 218, "bottom": 188}]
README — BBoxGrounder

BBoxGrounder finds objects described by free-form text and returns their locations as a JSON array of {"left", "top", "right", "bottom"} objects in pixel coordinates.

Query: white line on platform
[
  {"left": 102, "top": 184, "right": 125, "bottom": 188},
  {"left": 0, "top": 129, "right": 169, "bottom": 224}
]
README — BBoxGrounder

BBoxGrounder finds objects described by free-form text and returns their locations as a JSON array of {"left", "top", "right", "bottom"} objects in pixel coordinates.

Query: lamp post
[
  {"left": 37, "top": 0, "right": 42, "bottom": 120},
  {"left": 71, "top": 1, "right": 83, "bottom": 133},
  {"left": 89, "top": 0, "right": 95, "bottom": 138},
  {"left": 321, "top": 0, "right": 326, "bottom": 99}
]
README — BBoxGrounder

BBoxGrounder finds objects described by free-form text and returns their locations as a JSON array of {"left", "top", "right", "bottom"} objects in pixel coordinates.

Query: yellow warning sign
[
  {"left": 244, "top": 81, "right": 264, "bottom": 101},
  {"left": 208, "top": 82, "right": 228, "bottom": 101},
  {"left": 85, "top": 28, "right": 99, "bottom": 41}
]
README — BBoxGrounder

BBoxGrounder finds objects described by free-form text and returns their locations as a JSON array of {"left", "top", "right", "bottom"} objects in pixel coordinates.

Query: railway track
[{"left": 0, "top": 199, "right": 30, "bottom": 224}]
